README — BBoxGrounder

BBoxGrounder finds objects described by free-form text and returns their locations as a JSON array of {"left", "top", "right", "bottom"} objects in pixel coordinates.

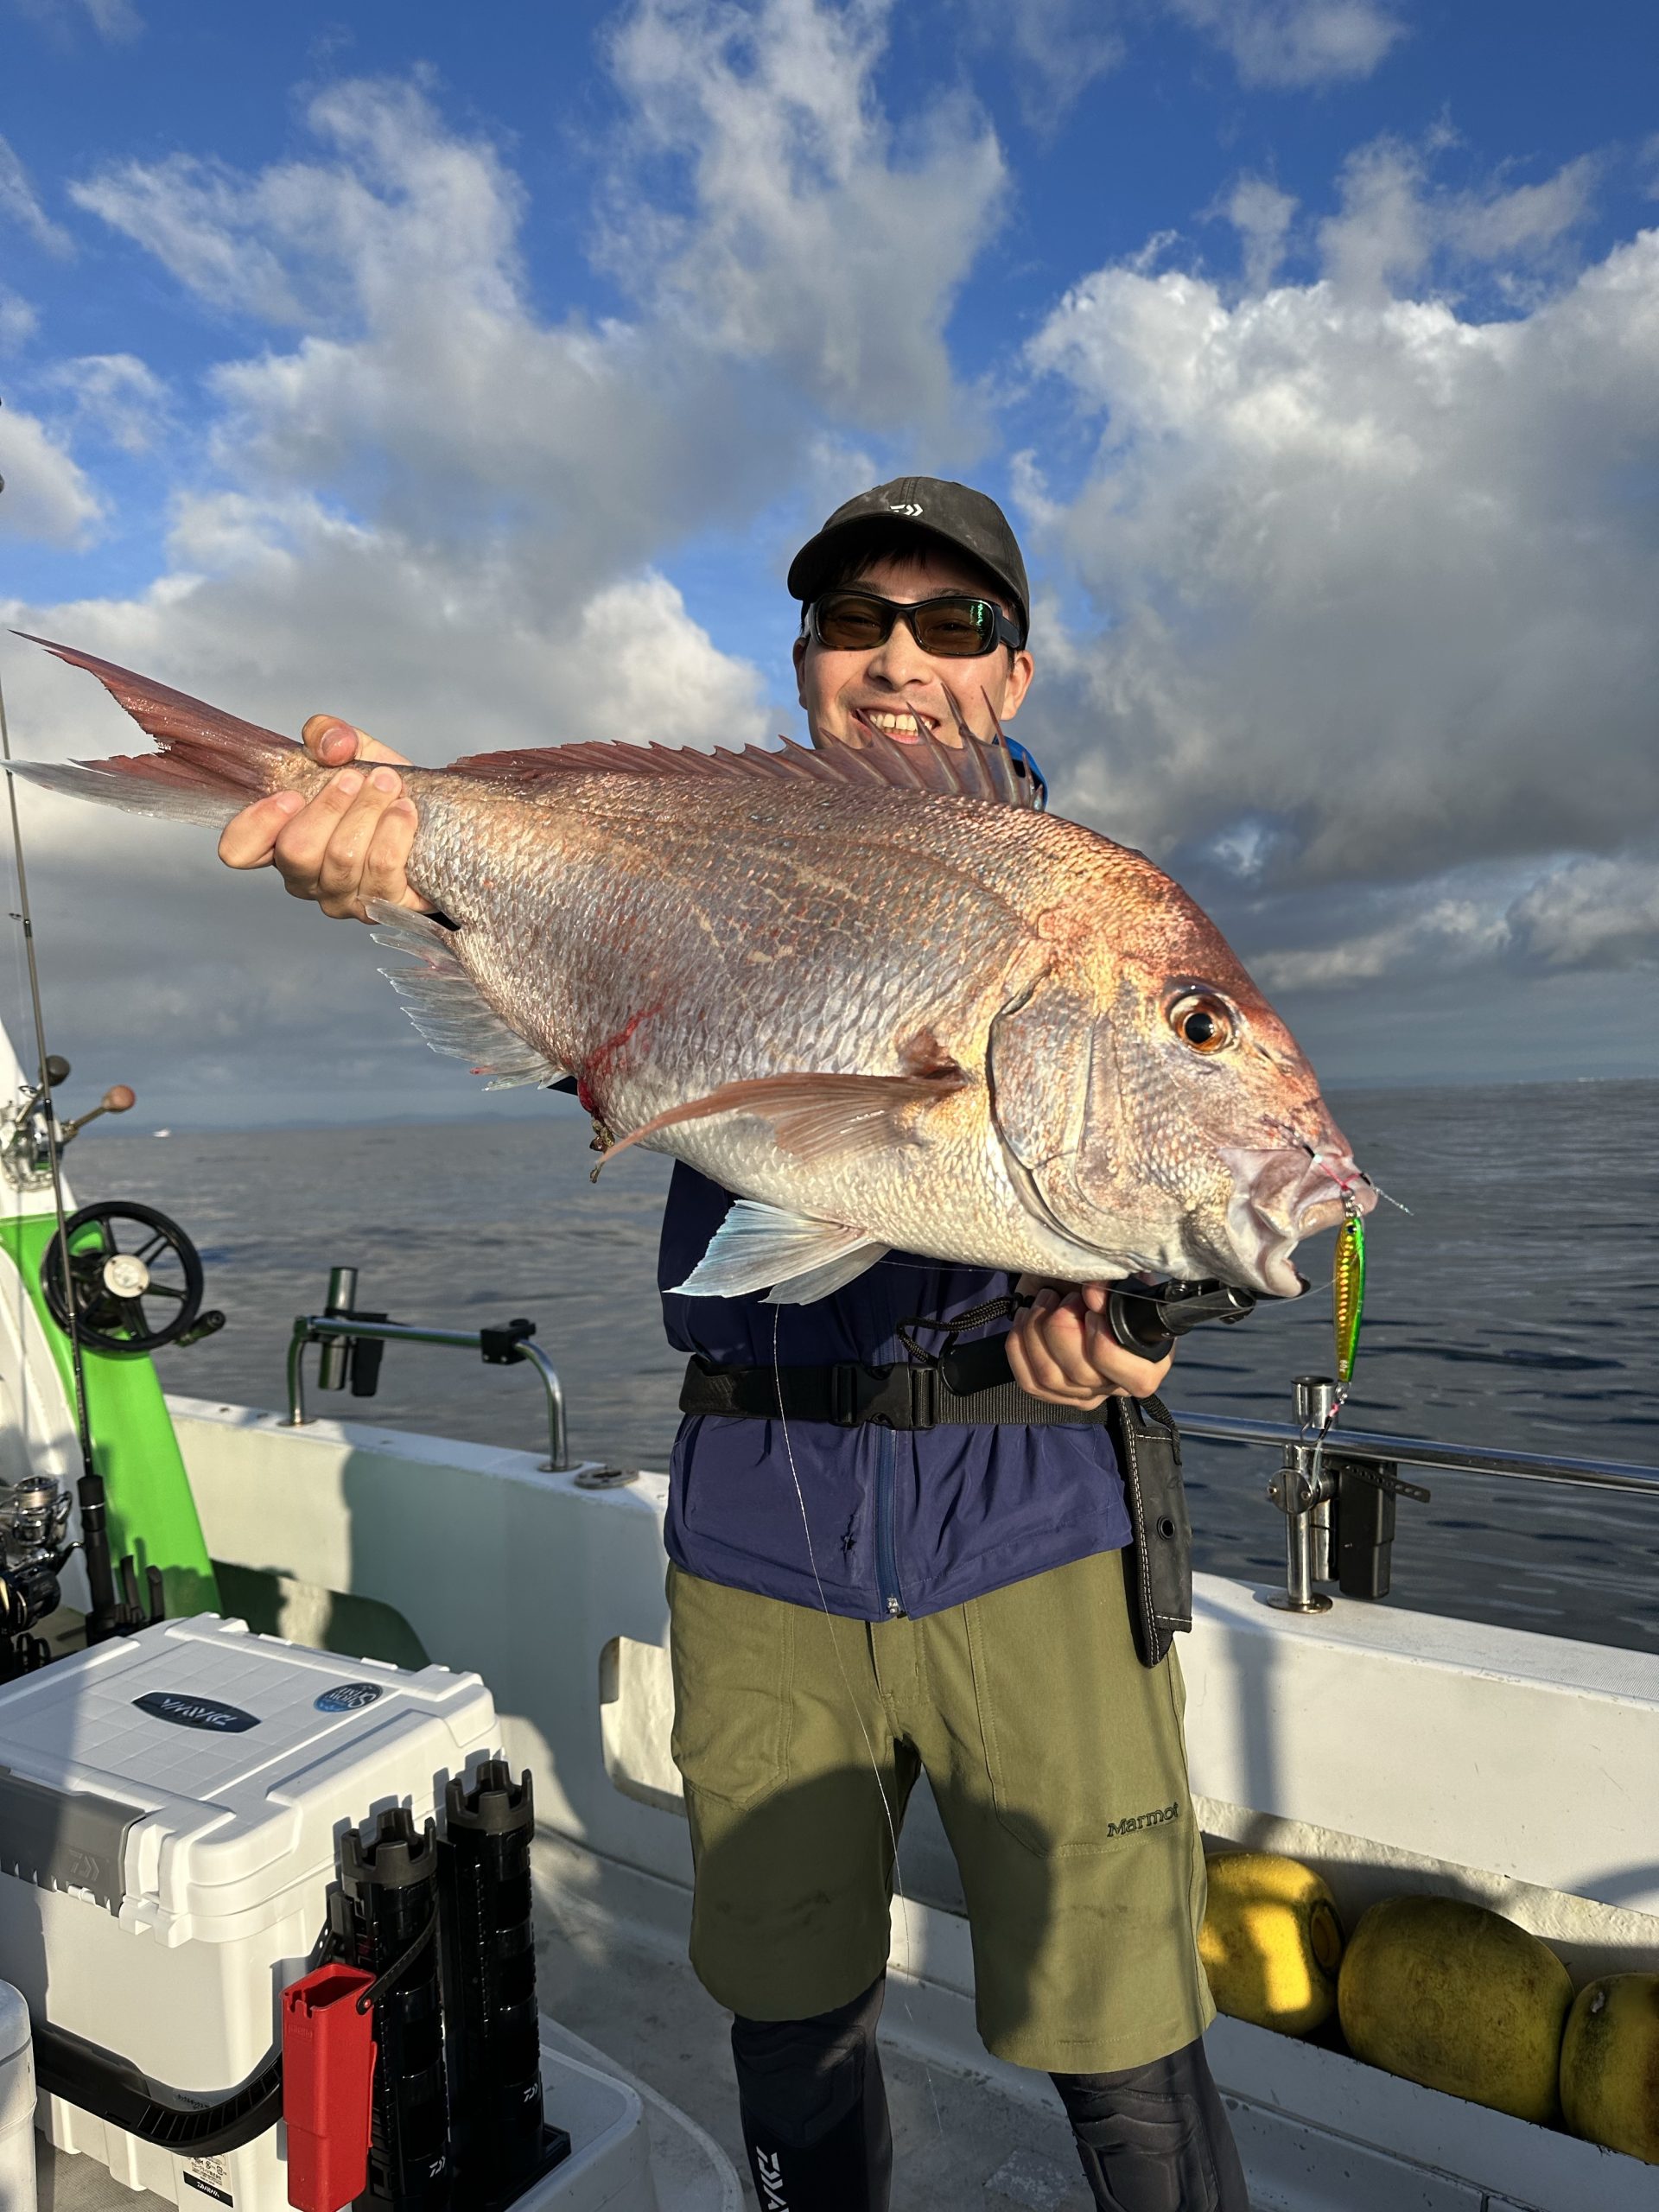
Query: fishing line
[
  {"left": 0, "top": 661, "right": 94, "bottom": 1445},
  {"left": 0, "top": 652, "right": 124, "bottom": 1634},
  {"left": 769, "top": 1301, "right": 946, "bottom": 2142},
  {"left": 0, "top": 760, "right": 35, "bottom": 1443}
]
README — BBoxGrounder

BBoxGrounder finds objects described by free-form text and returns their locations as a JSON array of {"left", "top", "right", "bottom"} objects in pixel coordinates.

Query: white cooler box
[{"left": 0, "top": 1614, "right": 499, "bottom": 2211}]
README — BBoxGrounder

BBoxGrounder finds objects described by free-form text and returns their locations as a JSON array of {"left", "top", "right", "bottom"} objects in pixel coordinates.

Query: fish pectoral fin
[
  {"left": 603, "top": 1065, "right": 966, "bottom": 1166},
  {"left": 671, "top": 1200, "right": 888, "bottom": 1304},
  {"left": 370, "top": 901, "right": 569, "bottom": 1090}
]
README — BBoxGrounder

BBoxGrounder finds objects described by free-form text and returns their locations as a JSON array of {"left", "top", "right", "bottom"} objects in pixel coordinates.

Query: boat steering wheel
[{"left": 41, "top": 1201, "right": 207, "bottom": 1357}]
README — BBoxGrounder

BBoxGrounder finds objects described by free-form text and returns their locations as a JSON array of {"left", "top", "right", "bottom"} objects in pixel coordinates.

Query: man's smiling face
[{"left": 793, "top": 547, "right": 1034, "bottom": 751}]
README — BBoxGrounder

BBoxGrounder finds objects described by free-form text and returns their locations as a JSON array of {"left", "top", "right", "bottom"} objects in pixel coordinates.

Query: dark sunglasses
[{"left": 806, "top": 588, "right": 1024, "bottom": 658}]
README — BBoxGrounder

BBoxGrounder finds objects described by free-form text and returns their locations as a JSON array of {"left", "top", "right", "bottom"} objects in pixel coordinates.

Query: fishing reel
[
  {"left": 0, "top": 1053, "right": 136, "bottom": 1192},
  {"left": 0, "top": 1472, "right": 73, "bottom": 1677},
  {"left": 41, "top": 1200, "right": 224, "bottom": 1357},
  {"left": 1103, "top": 1277, "right": 1258, "bottom": 1361},
  {"left": 0, "top": 1464, "right": 167, "bottom": 1674}
]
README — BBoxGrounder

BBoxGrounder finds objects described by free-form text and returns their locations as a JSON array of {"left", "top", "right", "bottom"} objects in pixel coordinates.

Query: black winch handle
[{"left": 1104, "top": 1280, "right": 1258, "bottom": 1361}]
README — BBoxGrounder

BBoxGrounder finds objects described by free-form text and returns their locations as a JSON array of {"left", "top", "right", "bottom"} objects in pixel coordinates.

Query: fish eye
[{"left": 1168, "top": 990, "right": 1236, "bottom": 1054}]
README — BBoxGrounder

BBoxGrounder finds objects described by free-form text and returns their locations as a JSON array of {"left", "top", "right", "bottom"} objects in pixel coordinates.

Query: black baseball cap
[{"left": 787, "top": 476, "right": 1030, "bottom": 642}]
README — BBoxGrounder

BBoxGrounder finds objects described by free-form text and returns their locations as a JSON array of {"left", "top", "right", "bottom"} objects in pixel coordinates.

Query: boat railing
[
  {"left": 1172, "top": 1375, "right": 1659, "bottom": 1614},
  {"left": 285, "top": 1266, "right": 569, "bottom": 1471},
  {"left": 280, "top": 1263, "right": 1656, "bottom": 1611}
]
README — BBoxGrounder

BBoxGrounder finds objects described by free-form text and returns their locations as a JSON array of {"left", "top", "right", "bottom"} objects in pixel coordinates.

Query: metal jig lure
[{"left": 1333, "top": 1194, "right": 1366, "bottom": 1391}]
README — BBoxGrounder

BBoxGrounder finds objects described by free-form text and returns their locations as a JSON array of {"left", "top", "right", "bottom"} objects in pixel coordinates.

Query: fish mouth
[{"left": 1217, "top": 1146, "right": 1376, "bottom": 1298}]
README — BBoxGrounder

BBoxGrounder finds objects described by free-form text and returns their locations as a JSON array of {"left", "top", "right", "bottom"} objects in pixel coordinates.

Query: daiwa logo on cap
[
  {"left": 134, "top": 1691, "right": 259, "bottom": 1733},
  {"left": 887, "top": 500, "right": 923, "bottom": 517},
  {"left": 315, "top": 1682, "right": 384, "bottom": 1713}
]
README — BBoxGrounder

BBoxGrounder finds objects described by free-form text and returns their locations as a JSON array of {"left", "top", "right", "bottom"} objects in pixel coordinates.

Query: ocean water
[{"left": 79, "top": 1078, "right": 1659, "bottom": 1654}]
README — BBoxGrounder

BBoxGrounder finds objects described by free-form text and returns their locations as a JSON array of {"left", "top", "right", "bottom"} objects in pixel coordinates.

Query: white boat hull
[{"left": 167, "top": 1395, "right": 1659, "bottom": 2211}]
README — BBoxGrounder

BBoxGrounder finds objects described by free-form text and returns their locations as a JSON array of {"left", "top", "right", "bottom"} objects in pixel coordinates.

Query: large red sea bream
[{"left": 13, "top": 639, "right": 1373, "bottom": 1303}]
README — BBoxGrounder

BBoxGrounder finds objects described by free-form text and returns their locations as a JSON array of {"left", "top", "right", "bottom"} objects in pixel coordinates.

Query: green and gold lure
[{"left": 1332, "top": 1195, "right": 1367, "bottom": 1391}]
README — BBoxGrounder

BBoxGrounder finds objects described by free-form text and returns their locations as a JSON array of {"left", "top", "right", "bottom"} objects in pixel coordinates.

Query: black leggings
[
  {"left": 1051, "top": 2046, "right": 1250, "bottom": 2212},
  {"left": 731, "top": 1977, "right": 1248, "bottom": 2212},
  {"left": 731, "top": 1977, "right": 892, "bottom": 2212}
]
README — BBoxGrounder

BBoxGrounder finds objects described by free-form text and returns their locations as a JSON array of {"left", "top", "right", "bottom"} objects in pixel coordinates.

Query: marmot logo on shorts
[
  {"left": 1103, "top": 1800, "right": 1179, "bottom": 1838},
  {"left": 755, "top": 2147, "right": 789, "bottom": 2209}
]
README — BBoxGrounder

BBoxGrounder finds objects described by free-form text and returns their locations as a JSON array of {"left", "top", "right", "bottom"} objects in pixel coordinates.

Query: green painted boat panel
[{"left": 0, "top": 1214, "right": 219, "bottom": 1617}]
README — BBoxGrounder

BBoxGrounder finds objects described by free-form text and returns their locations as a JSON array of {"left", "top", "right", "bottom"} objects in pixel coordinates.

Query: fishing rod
[{"left": 0, "top": 647, "right": 143, "bottom": 1644}]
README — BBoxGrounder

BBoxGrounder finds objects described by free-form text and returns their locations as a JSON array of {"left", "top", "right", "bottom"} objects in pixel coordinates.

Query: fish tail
[{"left": 6, "top": 634, "right": 309, "bottom": 830}]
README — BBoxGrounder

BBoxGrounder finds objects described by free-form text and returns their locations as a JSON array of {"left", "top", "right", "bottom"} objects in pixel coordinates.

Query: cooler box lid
[{"left": 0, "top": 1617, "right": 497, "bottom": 1936}]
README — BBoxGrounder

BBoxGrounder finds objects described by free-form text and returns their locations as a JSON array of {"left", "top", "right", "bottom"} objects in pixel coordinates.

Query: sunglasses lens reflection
[
  {"left": 814, "top": 593, "right": 998, "bottom": 657},
  {"left": 815, "top": 596, "right": 892, "bottom": 650},
  {"left": 912, "top": 602, "right": 995, "bottom": 655}
]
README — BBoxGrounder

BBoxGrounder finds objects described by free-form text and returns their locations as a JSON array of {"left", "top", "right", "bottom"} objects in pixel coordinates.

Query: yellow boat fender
[
  {"left": 1560, "top": 1973, "right": 1659, "bottom": 2166},
  {"left": 1338, "top": 1895, "right": 1572, "bottom": 2124},
  {"left": 1198, "top": 1852, "right": 1344, "bottom": 2036}
]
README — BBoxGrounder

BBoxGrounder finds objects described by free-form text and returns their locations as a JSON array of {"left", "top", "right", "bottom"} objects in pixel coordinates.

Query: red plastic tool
[{"left": 281, "top": 1962, "right": 377, "bottom": 2212}]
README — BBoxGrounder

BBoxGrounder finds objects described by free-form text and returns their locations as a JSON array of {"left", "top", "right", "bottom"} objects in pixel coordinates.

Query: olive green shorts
[{"left": 666, "top": 1549, "right": 1214, "bottom": 2073}]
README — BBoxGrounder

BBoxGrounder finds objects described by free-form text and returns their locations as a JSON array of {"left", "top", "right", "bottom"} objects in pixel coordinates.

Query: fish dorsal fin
[
  {"left": 21, "top": 632, "right": 1043, "bottom": 813},
  {"left": 370, "top": 902, "right": 569, "bottom": 1090},
  {"left": 447, "top": 717, "right": 1045, "bottom": 811}
]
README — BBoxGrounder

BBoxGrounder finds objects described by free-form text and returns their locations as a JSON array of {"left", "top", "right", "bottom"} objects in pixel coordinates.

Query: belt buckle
[
  {"left": 830, "top": 1363, "right": 884, "bottom": 1427},
  {"left": 830, "top": 1362, "right": 928, "bottom": 1428},
  {"left": 907, "top": 1363, "right": 938, "bottom": 1430}
]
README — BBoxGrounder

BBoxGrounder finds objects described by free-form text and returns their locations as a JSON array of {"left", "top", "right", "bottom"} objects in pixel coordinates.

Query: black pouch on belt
[{"left": 1108, "top": 1392, "right": 1192, "bottom": 1669}]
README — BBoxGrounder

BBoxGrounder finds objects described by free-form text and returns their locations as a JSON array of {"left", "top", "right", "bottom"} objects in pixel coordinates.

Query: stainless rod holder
[
  {"left": 316, "top": 1264, "right": 360, "bottom": 1392},
  {"left": 1267, "top": 1433, "right": 1333, "bottom": 1616},
  {"left": 286, "top": 1310, "right": 569, "bottom": 1471}
]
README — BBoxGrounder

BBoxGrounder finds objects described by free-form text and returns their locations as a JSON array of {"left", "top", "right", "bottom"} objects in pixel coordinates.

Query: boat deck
[
  {"left": 530, "top": 1838, "right": 1110, "bottom": 2212},
  {"left": 31, "top": 1848, "right": 1135, "bottom": 2212}
]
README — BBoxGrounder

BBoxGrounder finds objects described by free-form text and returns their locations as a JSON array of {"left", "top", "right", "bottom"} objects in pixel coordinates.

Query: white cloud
[
  {"left": 7, "top": 498, "right": 770, "bottom": 769},
  {"left": 11, "top": 0, "right": 140, "bottom": 41},
  {"left": 0, "top": 135, "right": 73, "bottom": 257},
  {"left": 0, "top": 518, "right": 770, "bottom": 1119},
  {"left": 1239, "top": 850, "right": 1659, "bottom": 995},
  {"left": 1506, "top": 856, "right": 1659, "bottom": 972},
  {"left": 965, "top": 0, "right": 1126, "bottom": 126},
  {"left": 79, "top": 0, "right": 139, "bottom": 37},
  {"left": 568, "top": 576, "right": 768, "bottom": 747},
  {"left": 1167, "top": 0, "right": 1402, "bottom": 88},
  {"left": 602, "top": 0, "right": 1004, "bottom": 439},
  {"left": 1227, "top": 175, "right": 1298, "bottom": 293},
  {"left": 1253, "top": 899, "right": 1507, "bottom": 991},
  {"left": 0, "top": 289, "right": 37, "bottom": 350},
  {"left": 0, "top": 404, "right": 103, "bottom": 543},
  {"left": 1021, "top": 146, "right": 1659, "bottom": 906},
  {"left": 43, "top": 353, "right": 168, "bottom": 454},
  {"left": 1319, "top": 139, "right": 1595, "bottom": 300},
  {"left": 1447, "top": 156, "right": 1598, "bottom": 263},
  {"left": 72, "top": 19, "right": 1000, "bottom": 580},
  {"left": 19, "top": 17, "right": 1000, "bottom": 1116}
]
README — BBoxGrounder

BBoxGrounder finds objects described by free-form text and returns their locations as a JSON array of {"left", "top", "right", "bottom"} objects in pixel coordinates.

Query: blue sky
[{"left": 1, "top": 0, "right": 1656, "bottom": 1124}]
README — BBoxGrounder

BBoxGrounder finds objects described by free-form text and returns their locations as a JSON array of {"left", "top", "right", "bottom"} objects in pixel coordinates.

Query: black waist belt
[
  {"left": 678, "top": 1332, "right": 1105, "bottom": 1431},
  {"left": 677, "top": 1324, "right": 1193, "bottom": 1669}
]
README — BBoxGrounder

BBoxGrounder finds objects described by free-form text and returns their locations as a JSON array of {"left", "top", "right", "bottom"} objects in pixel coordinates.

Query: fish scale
[{"left": 12, "top": 636, "right": 1376, "bottom": 1304}]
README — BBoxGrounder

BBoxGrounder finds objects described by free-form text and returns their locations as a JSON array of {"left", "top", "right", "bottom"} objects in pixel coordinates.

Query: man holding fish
[{"left": 211, "top": 481, "right": 1269, "bottom": 2210}]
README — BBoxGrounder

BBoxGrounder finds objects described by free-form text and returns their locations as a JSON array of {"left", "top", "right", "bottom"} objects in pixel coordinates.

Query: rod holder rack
[
  {"left": 287, "top": 1311, "right": 569, "bottom": 1473},
  {"left": 1170, "top": 1379, "right": 1659, "bottom": 1614}
]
